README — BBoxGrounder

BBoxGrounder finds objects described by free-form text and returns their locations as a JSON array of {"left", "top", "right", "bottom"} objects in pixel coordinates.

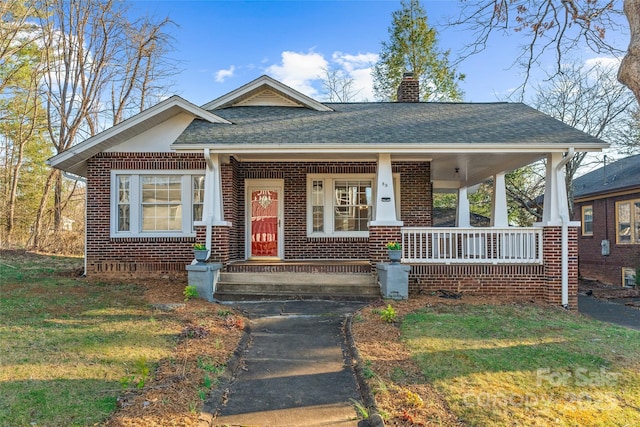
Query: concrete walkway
[
  {"left": 578, "top": 294, "right": 640, "bottom": 331},
  {"left": 201, "top": 300, "right": 369, "bottom": 427}
]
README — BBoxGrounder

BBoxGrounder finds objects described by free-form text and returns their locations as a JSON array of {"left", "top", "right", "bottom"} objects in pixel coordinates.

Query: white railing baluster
[{"left": 399, "top": 227, "right": 543, "bottom": 264}]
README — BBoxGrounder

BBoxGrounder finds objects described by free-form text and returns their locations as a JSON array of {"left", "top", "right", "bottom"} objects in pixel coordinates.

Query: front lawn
[
  {"left": 353, "top": 299, "right": 640, "bottom": 426},
  {"left": 0, "top": 250, "right": 244, "bottom": 426}
]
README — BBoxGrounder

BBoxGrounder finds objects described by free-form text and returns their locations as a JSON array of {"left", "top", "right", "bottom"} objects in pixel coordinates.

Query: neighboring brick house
[
  {"left": 573, "top": 154, "right": 640, "bottom": 286},
  {"left": 49, "top": 75, "right": 608, "bottom": 307}
]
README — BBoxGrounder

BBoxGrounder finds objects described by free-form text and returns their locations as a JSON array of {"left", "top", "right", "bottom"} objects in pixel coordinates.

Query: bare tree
[
  {"left": 452, "top": 1, "right": 625, "bottom": 99},
  {"left": 321, "top": 67, "right": 361, "bottom": 102},
  {"left": 508, "top": 60, "right": 638, "bottom": 218},
  {"left": 30, "top": 0, "right": 176, "bottom": 250},
  {"left": 619, "top": 0, "right": 640, "bottom": 104}
]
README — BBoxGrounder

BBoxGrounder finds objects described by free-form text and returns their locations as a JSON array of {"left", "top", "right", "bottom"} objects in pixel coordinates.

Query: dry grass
[
  {"left": 0, "top": 250, "right": 244, "bottom": 426},
  {"left": 352, "top": 296, "right": 640, "bottom": 426}
]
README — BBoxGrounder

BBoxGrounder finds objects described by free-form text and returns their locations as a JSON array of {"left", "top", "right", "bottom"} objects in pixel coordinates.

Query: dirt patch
[
  {"left": 579, "top": 278, "right": 640, "bottom": 300},
  {"left": 101, "top": 279, "right": 245, "bottom": 427}
]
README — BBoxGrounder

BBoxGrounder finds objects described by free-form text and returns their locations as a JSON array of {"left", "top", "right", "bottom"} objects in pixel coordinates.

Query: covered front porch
[{"left": 194, "top": 148, "right": 580, "bottom": 307}]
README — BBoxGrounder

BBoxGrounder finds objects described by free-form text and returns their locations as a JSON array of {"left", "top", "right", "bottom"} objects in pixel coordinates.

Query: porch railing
[{"left": 401, "top": 227, "right": 543, "bottom": 264}]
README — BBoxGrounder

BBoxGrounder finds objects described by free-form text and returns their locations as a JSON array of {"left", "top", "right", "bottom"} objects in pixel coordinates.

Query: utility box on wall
[{"left": 601, "top": 240, "right": 610, "bottom": 256}]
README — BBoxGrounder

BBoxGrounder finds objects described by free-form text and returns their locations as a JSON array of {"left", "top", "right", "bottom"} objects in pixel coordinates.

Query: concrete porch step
[{"left": 215, "top": 272, "right": 380, "bottom": 301}]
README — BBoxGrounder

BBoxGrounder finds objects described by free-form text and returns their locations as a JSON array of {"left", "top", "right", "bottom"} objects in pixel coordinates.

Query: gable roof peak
[{"left": 201, "top": 75, "right": 333, "bottom": 112}]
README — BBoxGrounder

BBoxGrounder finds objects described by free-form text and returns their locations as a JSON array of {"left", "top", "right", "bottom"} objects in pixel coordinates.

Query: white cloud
[
  {"left": 265, "top": 51, "right": 328, "bottom": 97},
  {"left": 584, "top": 56, "right": 621, "bottom": 70},
  {"left": 263, "top": 50, "right": 378, "bottom": 101},
  {"left": 332, "top": 52, "right": 378, "bottom": 101},
  {"left": 215, "top": 66, "right": 235, "bottom": 83}
]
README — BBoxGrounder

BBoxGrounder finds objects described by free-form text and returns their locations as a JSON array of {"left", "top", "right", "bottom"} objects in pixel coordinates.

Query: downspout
[
  {"left": 204, "top": 148, "right": 214, "bottom": 252},
  {"left": 556, "top": 147, "right": 575, "bottom": 309}
]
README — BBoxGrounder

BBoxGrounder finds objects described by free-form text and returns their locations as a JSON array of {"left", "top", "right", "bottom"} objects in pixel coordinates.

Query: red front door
[{"left": 249, "top": 188, "right": 280, "bottom": 258}]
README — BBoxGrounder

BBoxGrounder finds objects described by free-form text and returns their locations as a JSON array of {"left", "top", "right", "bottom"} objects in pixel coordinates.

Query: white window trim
[
  {"left": 110, "top": 170, "right": 204, "bottom": 238},
  {"left": 306, "top": 173, "right": 401, "bottom": 238}
]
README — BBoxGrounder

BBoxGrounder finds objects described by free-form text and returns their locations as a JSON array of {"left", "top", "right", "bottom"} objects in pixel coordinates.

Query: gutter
[{"left": 556, "top": 147, "right": 575, "bottom": 309}]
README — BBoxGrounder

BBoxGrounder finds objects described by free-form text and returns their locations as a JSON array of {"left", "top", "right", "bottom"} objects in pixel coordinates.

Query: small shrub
[
  {"left": 380, "top": 304, "right": 397, "bottom": 323},
  {"left": 183, "top": 285, "right": 198, "bottom": 301},
  {"left": 362, "top": 359, "right": 375, "bottom": 379},
  {"left": 350, "top": 398, "right": 369, "bottom": 419}
]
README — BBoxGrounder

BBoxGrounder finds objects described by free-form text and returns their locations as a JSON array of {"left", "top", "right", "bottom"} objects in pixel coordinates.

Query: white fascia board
[
  {"left": 201, "top": 75, "right": 333, "bottom": 112},
  {"left": 172, "top": 142, "right": 609, "bottom": 154},
  {"left": 48, "top": 96, "right": 230, "bottom": 172}
]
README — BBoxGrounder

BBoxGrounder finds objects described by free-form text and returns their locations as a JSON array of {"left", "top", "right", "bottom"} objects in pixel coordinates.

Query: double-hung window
[
  {"left": 581, "top": 205, "right": 593, "bottom": 236},
  {"left": 112, "top": 171, "right": 204, "bottom": 237},
  {"left": 308, "top": 175, "right": 373, "bottom": 237},
  {"left": 616, "top": 199, "right": 640, "bottom": 244}
]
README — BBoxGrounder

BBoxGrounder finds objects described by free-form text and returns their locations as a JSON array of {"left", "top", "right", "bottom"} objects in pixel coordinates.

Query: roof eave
[
  {"left": 48, "top": 96, "right": 231, "bottom": 176},
  {"left": 171, "top": 142, "right": 609, "bottom": 153}
]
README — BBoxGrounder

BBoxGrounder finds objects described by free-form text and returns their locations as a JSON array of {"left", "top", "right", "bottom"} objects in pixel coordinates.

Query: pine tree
[{"left": 372, "top": 0, "right": 464, "bottom": 102}]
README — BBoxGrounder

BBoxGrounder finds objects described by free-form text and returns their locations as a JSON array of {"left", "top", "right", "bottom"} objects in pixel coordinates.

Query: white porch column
[
  {"left": 539, "top": 152, "right": 570, "bottom": 226},
  {"left": 456, "top": 186, "right": 470, "bottom": 227},
  {"left": 370, "top": 153, "right": 403, "bottom": 226},
  {"left": 491, "top": 172, "right": 509, "bottom": 227},
  {"left": 203, "top": 150, "right": 231, "bottom": 227}
]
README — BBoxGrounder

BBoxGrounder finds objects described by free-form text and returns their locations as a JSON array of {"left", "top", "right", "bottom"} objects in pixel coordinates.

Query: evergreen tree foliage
[{"left": 372, "top": 0, "right": 464, "bottom": 102}]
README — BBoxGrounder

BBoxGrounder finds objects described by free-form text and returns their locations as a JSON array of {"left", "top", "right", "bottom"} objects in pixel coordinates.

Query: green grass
[
  {"left": 401, "top": 304, "right": 640, "bottom": 426},
  {"left": 0, "top": 251, "right": 180, "bottom": 426}
]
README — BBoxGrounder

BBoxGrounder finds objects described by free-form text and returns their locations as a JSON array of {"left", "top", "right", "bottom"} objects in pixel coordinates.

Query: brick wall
[
  {"left": 85, "top": 152, "right": 205, "bottom": 279},
  {"left": 574, "top": 192, "right": 640, "bottom": 286},
  {"left": 406, "top": 226, "right": 579, "bottom": 309}
]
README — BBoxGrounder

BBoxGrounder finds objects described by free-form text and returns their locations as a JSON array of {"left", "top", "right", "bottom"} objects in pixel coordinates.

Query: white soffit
[{"left": 48, "top": 96, "right": 230, "bottom": 177}]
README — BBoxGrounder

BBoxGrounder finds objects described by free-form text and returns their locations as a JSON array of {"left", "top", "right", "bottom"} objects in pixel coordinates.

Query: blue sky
[{"left": 129, "top": 0, "right": 627, "bottom": 106}]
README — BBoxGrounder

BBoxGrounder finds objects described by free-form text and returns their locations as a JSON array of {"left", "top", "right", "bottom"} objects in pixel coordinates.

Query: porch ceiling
[{"left": 220, "top": 151, "right": 546, "bottom": 188}]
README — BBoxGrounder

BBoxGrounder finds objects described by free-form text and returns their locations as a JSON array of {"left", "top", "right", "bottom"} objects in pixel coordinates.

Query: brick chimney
[{"left": 397, "top": 72, "right": 419, "bottom": 102}]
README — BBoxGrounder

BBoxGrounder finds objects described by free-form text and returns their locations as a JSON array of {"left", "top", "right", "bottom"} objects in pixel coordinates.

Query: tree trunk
[
  {"left": 31, "top": 169, "right": 56, "bottom": 249},
  {"left": 619, "top": 0, "right": 640, "bottom": 104}
]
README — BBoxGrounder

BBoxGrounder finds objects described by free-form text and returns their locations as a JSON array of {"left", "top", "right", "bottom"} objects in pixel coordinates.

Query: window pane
[
  {"left": 313, "top": 206, "right": 324, "bottom": 232},
  {"left": 312, "top": 180, "right": 324, "bottom": 206},
  {"left": 583, "top": 207, "right": 593, "bottom": 235},
  {"left": 618, "top": 203, "right": 631, "bottom": 243},
  {"left": 118, "top": 204, "right": 130, "bottom": 232},
  {"left": 193, "top": 176, "right": 205, "bottom": 222},
  {"left": 141, "top": 176, "right": 182, "bottom": 232},
  {"left": 333, "top": 180, "right": 371, "bottom": 232},
  {"left": 117, "top": 176, "right": 130, "bottom": 231}
]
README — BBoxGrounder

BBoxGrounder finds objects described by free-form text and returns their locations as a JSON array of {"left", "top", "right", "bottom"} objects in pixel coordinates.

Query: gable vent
[{"left": 234, "top": 89, "right": 302, "bottom": 107}]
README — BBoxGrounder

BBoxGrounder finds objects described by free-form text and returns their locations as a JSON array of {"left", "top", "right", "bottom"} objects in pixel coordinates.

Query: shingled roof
[
  {"left": 173, "top": 102, "right": 606, "bottom": 147},
  {"left": 573, "top": 154, "right": 640, "bottom": 199}
]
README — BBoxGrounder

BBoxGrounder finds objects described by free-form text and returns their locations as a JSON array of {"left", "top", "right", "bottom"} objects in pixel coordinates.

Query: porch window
[
  {"left": 581, "top": 205, "right": 593, "bottom": 236},
  {"left": 307, "top": 175, "right": 373, "bottom": 237},
  {"left": 616, "top": 199, "right": 640, "bottom": 244},
  {"left": 111, "top": 171, "right": 204, "bottom": 237}
]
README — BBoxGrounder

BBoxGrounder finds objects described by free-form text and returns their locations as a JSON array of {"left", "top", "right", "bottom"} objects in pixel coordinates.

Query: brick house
[
  {"left": 573, "top": 154, "right": 640, "bottom": 286},
  {"left": 48, "top": 75, "right": 608, "bottom": 307}
]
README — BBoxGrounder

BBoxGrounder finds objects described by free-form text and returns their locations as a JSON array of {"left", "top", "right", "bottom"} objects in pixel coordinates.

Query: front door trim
[{"left": 245, "top": 179, "right": 284, "bottom": 260}]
